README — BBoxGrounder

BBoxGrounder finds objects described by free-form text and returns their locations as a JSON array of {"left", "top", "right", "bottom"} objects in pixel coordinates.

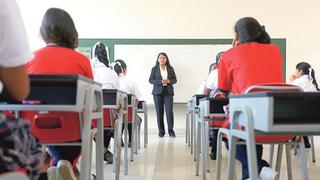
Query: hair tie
[
  {"left": 309, "top": 67, "right": 314, "bottom": 82},
  {"left": 260, "top": 25, "right": 265, "bottom": 33},
  {"left": 110, "top": 61, "right": 123, "bottom": 73}
]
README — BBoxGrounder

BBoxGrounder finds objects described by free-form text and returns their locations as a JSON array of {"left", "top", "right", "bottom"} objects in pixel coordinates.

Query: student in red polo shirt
[
  {"left": 217, "top": 17, "right": 283, "bottom": 179},
  {"left": 26, "top": 8, "right": 93, "bottom": 180}
]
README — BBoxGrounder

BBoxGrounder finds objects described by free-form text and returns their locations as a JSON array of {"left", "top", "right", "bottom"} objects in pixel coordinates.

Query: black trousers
[{"left": 153, "top": 87, "right": 174, "bottom": 135}]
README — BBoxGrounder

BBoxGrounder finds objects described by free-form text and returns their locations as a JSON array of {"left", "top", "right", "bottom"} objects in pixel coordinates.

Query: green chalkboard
[{"left": 78, "top": 38, "right": 286, "bottom": 77}]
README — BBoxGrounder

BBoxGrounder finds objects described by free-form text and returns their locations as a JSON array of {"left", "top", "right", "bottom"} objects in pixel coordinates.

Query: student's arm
[
  {"left": 149, "top": 67, "right": 162, "bottom": 85},
  {"left": 0, "top": 65, "right": 29, "bottom": 101}
]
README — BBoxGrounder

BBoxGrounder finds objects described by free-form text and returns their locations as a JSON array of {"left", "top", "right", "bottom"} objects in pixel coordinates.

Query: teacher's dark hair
[
  {"left": 235, "top": 17, "right": 271, "bottom": 44},
  {"left": 155, "top": 52, "right": 172, "bottom": 68},
  {"left": 40, "top": 8, "right": 78, "bottom": 49}
]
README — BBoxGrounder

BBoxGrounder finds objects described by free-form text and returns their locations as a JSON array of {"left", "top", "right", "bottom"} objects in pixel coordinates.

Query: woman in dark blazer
[{"left": 149, "top": 52, "right": 177, "bottom": 138}]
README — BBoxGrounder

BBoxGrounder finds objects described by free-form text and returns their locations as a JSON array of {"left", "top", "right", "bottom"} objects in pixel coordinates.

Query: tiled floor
[{"left": 90, "top": 104, "right": 320, "bottom": 179}]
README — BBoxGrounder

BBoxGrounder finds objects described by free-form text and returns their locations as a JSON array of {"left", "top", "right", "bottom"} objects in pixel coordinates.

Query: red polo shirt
[
  {"left": 26, "top": 46, "right": 93, "bottom": 79},
  {"left": 218, "top": 42, "right": 283, "bottom": 94}
]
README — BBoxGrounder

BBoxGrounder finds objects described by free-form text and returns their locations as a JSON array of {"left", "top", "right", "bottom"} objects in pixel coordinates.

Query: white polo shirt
[
  {"left": 206, "top": 69, "right": 218, "bottom": 91},
  {"left": 91, "top": 58, "right": 120, "bottom": 89},
  {"left": 292, "top": 75, "right": 317, "bottom": 92},
  {"left": 118, "top": 73, "right": 142, "bottom": 100},
  {"left": 0, "top": 0, "right": 33, "bottom": 93}
]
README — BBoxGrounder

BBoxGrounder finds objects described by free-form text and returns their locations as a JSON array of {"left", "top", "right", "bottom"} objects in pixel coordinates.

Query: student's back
[
  {"left": 219, "top": 42, "right": 283, "bottom": 94},
  {"left": 27, "top": 46, "right": 93, "bottom": 78}
]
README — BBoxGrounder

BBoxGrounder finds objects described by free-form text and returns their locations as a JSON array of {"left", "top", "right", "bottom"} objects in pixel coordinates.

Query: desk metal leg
[
  {"left": 285, "top": 144, "right": 293, "bottom": 180},
  {"left": 187, "top": 112, "right": 191, "bottom": 147},
  {"left": 115, "top": 112, "right": 123, "bottom": 180},
  {"left": 202, "top": 120, "right": 208, "bottom": 180},
  {"left": 269, "top": 144, "right": 274, "bottom": 167},
  {"left": 275, "top": 144, "right": 283, "bottom": 180},
  {"left": 193, "top": 111, "right": 197, "bottom": 160},
  {"left": 310, "top": 136, "right": 316, "bottom": 162},
  {"left": 124, "top": 113, "right": 129, "bottom": 175},
  {"left": 227, "top": 135, "right": 237, "bottom": 180},
  {"left": 299, "top": 139, "right": 309, "bottom": 180},
  {"left": 186, "top": 112, "right": 188, "bottom": 143},
  {"left": 144, "top": 108, "right": 148, "bottom": 148},
  {"left": 195, "top": 120, "right": 201, "bottom": 176},
  {"left": 191, "top": 110, "right": 194, "bottom": 154}
]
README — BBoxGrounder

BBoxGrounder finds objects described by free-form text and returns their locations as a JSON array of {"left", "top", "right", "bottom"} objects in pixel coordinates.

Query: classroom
[{"left": 1, "top": 0, "right": 320, "bottom": 179}]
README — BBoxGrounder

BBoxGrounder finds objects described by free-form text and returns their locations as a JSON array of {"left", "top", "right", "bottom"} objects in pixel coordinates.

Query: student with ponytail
[
  {"left": 91, "top": 42, "right": 120, "bottom": 164},
  {"left": 217, "top": 17, "right": 283, "bottom": 179},
  {"left": 290, "top": 62, "right": 319, "bottom": 149},
  {"left": 290, "top": 62, "right": 319, "bottom": 92},
  {"left": 111, "top": 59, "right": 143, "bottom": 146}
]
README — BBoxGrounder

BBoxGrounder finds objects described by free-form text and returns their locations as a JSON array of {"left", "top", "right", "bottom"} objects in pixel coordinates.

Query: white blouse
[
  {"left": 118, "top": 73, "right": 143, "bottom": 100},
  {"left": 159, "top": 65, "right": 168, "bottom": 80},
  {"left": 291, "top": 75, "right": 317, "bottom": 92},
  {"left": 90, "top": 58, "right": 120, "bottom": 89}
]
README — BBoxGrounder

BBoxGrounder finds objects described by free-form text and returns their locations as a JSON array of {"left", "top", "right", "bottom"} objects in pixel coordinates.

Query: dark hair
[
  {"left": 209, "top": 63, "right": 216, "bottom": 73},
  {"left": 40, "top": 8, "right": 78, "bottom": 49},
  {"left": 155, "top": 52, "right": 172, "bottom": 68},
  {"left": 235, "top": 17, "right": 271, "bottom": 44},
  {"left": 216, "top": 51, "right": 224, "bottom": 64},
  {"left": 296, "top": 62, "right": 320, "bottom": 91},
  {"left": 112, "top": 59, "right": 127, "bottom": 75},
  {"left": 92, "top": 42, "right": 109, "bottom": 67}
]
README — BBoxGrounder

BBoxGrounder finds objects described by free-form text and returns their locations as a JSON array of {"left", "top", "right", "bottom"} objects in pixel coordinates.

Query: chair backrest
[
  {"left": 243, "top": 83, "right": 303, "bottom": 94},
  {"left": 20, "top": 112, "right": 81, "bottom": 143}
]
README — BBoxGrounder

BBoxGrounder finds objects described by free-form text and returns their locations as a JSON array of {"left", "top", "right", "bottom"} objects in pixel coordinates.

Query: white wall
[{"left": 17, "top": 0, "right": 320, "bottom": 82}]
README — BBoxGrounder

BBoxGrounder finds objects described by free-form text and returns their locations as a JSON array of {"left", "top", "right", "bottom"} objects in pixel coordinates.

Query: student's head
[
  {"left": 111, "top": 59, "right": 127, "bottom": 75},
  {"left": 40, "top": 8, "right": 78, "bottom": 49},
  {"left": 156, "top": 52, "right": 171, "bottom": 67},
  {"left": 234, "top": 17, "right": 271, "bottom": 45},
  {"left": 92, "top": 42, "right": 109, "bottom": 67},
  {"left": 209, "top": 63, "right": 217, "bottom": 73},
  {"left": 215, "top": 51, "right": 224, "bottom": 64},
  {"left": 295, "top": 62, "right": 320, "bottom": 90}
]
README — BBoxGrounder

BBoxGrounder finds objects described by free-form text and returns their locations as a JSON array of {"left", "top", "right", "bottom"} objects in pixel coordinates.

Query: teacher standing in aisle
[{"left": 149, "top": 52, "right": 177, "bottom": 138}]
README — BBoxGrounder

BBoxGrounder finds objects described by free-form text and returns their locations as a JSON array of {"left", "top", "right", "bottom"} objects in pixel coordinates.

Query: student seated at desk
[
  {"left": 196, "top": 62, "right": 216, "bottom": 94},
  {"left": 111, "top": 59, "right": 143, "bottom": 147},
  {"left": 290, "top": 62, "right": 319, "bottom": 148},
  {"left": 26, "top": 8, "right": 94, "bottom": 180},
  {"left": 217, "top": 17, "right": 283, "bottom": 179},
  {"left": 91, "top": 42, "right": 120, "bottom": 164},
  {"left": 0, "top": 1, "right": 42, "bottom": 179}
]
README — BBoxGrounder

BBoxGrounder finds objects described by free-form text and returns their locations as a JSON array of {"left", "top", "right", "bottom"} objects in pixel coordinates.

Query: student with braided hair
[{"left": 290, "top": 62, "right": 319, "bottom": 149}]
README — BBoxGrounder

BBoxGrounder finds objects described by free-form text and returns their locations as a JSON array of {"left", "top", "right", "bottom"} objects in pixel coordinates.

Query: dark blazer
[{"left": 149, "top": 65, "right": 177, "bottom": 95}]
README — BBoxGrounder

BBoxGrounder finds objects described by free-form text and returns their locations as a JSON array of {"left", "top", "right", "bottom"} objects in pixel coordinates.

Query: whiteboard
[{"left": 114, "top": 44, "right": 231, "bottom": 104}]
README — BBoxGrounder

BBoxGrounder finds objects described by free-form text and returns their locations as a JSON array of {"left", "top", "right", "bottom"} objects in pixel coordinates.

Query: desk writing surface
[
  {"left": 192, "top": 94, "right": 207, "bottom": 106},
  {"left": 230, "top": 92, "right": 320, "bottom": 134},
  {"left": 102, "top": 89, "right": 126, "bottom": 105},
  {"left": 206, "top": 97, "right": 229, "bottom": 114},
  {"left": 0, "top": 74, "right": 100, "bottom": 105}
]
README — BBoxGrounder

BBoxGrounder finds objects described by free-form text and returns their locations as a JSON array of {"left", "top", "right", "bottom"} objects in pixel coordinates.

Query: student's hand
[
  {"left": 232, "top": 39, "right": 239, "bottom": 47},
  {"left": 290, "top": 74, "right": 297, "bottom": 82},
  {"left": 162, "top": 79, "right": 170, "bottom": 84}
]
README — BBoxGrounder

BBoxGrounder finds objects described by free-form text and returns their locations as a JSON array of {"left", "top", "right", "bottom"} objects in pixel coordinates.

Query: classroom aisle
[{"left": 88, "top": 104, "right": 320, "bottom": 179}]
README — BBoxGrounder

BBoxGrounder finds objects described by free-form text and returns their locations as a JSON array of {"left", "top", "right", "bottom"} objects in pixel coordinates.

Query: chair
[
  {"left": 101, "top": 89, "right": 128, "bottom": 179},
  {"left": 216, "top": 83, "right": 303, "bottom": 180},
  {"left": 18, "top": 75, "right": 104, "bottom": 180},
  {"left": 195, "top": 94, "right": 228, "bottom": 179}
]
